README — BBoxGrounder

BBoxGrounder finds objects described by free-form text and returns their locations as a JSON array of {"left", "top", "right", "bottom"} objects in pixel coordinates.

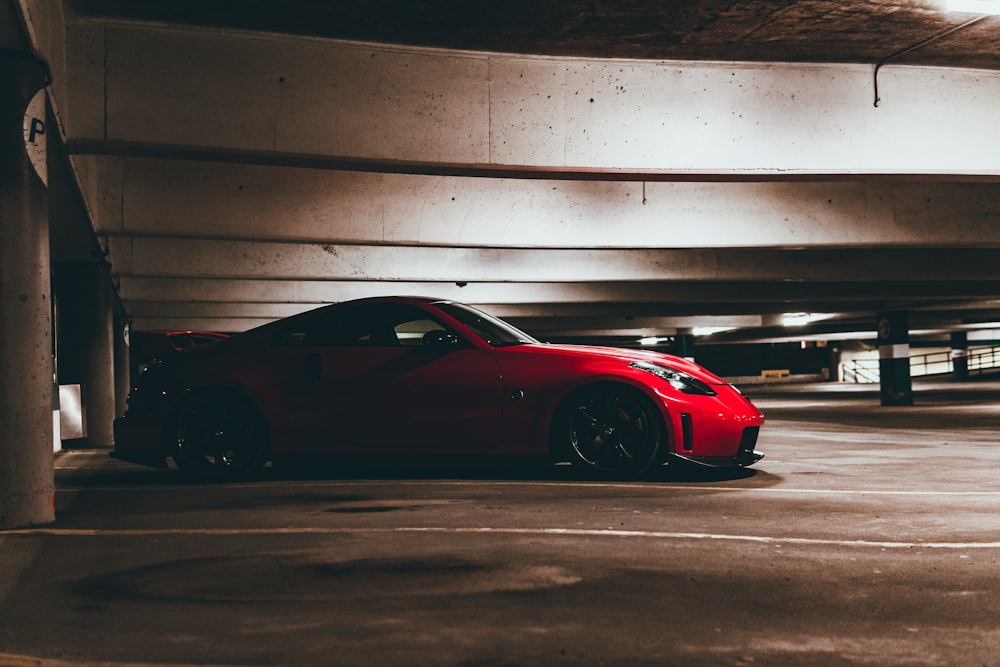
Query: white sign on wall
[{"left": 22, "top": 89, "right": 47, "bottom": 187}]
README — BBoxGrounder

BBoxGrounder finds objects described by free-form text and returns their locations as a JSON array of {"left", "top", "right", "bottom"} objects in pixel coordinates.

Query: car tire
[
  {"left": 171, "top": 391, "right": 269, "bottom": 481},
  {"left": 553, "top": 384, "right": 663, "bottom": 479}
]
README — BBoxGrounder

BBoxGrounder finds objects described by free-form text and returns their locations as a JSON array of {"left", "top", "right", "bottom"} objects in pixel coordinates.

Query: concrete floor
[{"left": 2, "top": 379, "right": 999, "bottom": 666}]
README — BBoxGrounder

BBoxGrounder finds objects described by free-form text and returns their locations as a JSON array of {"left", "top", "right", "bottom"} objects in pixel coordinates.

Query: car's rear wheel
[
  {"left": 172, "top": 392, "right": 268, "bottom": 481},
  {"left": 554, "top": 384, "right": 663, "bottom": 479}
]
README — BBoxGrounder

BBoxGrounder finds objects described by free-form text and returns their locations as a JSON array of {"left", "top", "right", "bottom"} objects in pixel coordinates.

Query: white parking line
[
  {"left": 4, "top": 525, "right": 1000, "bottom": 549},
  {"left": 52, "top": 480, "right": 1000, "bottom": 496}
]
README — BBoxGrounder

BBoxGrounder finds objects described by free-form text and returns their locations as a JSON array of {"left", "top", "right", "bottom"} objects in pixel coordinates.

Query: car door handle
[{"left": 307, "top": 352, "right": 322, "bottom": 380}]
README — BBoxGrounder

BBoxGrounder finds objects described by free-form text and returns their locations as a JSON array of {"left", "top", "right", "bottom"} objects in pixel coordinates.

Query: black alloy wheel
[
  {"left": 172, "top": 392, "right": 268, "bottom": 481},
  {"left": 558, "top": 385, "right": 662, "bottom": 479}
]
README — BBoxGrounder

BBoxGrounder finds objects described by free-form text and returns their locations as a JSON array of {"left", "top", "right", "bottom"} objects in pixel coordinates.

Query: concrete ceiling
[
  {"left": 68, "top": 0, "right": 1000, "bottom": 69},
  {"left": 22, "top": 0, "right": 1000, "bottom": 347}
]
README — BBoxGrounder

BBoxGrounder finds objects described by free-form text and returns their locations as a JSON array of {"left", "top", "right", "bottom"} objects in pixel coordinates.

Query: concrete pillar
[
  {"left": 673, "top": 328, "right": 695, "bottom": 362},
  {"left": 114, "top": 312, "right": 131, "bottom": 417},
  {"left": 950, "top": 331, "right": 969, "bottom": 382},
  {"left": 54, "top": 263, "right": 116, "bottom": 446},
  {"left": 85, "top": 264, "right": 115, "bottom": 445},
  {"left": 876, "top": 311, "right": 913, "bottom": 406},
  {"left": 0, "top": 45, "right": 55, "bottom": 526},
  {"left": 827, "top": 345, "right": 842, "bottom": 382}
]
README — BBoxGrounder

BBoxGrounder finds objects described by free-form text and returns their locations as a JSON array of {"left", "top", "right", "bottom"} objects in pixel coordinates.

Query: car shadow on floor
[
  {"left": 58, "top": 451, "right": 776, "bottom": 488},
  {"left": 264, "top": 455, "right": 767, "bottom": 485}
]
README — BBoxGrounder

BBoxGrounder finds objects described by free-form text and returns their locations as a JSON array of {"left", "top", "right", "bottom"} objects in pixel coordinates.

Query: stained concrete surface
[{"left": 1, "top": 379, "right": 999, "bottom": 666}]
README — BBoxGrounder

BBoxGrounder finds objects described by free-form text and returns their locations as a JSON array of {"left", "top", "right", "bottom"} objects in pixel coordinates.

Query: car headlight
[{"left": 629, "top": 360, "right": 717, "bottom": 396}]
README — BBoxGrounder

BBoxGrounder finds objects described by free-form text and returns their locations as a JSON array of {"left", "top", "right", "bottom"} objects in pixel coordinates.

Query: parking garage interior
[{"left": 2, "top": 1, "right": 1000, "bottom": 664}]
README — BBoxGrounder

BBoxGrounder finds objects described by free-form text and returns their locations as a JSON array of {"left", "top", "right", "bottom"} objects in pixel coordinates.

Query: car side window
[
  {"left": 274, "top": 304, "right": 458, "bottom": 347},
  {"left": 326, "top": 304, "right": 456, "bottom": 347},
  {"left": 394, "top": 318, "right": 447, "bottom": 346},
  {"left": 272, "top": 321, "right": 321, "bottom": 347}
]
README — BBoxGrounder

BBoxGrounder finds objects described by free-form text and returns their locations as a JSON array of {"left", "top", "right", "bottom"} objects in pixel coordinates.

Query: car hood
[{"left": 519, "top": 343, "right": 729, "bottom": 385}]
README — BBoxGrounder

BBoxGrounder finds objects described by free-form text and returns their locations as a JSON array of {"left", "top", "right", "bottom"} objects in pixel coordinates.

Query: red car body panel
[{"left": 113, "top": 296, "right": 764, "bottom": 471}]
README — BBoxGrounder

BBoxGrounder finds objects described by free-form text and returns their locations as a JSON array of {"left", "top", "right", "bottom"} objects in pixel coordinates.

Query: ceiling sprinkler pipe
[{"left": 873, "top": 14, "right": 988, "bottom": 107}]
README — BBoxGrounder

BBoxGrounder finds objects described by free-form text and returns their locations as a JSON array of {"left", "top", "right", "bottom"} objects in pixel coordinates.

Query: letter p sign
[
  {"left": 28, "top": 117, "right": 45, "bottom": 143},
  {"left": 23, "top": 89, "right": 47, "bottom": 187}
]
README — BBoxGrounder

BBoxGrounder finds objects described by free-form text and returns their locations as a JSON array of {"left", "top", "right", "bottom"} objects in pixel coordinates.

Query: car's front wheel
[
  {"left": 171, "top": 392, "right": 269, "bottom": 481},
  {"left": 553, "top": 384, "right": 663, "bottom": 479}
]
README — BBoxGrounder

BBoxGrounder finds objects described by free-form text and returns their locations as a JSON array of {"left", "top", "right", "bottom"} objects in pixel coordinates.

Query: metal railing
[
  {"left": 840, "top": 361, "right": 880, "bottom": 384},
  {"left": 839, "top": 346, "right": 1000, "bottom": 383},
  {"left": 909, "top": 349, "right": 953, "bottom": 378},
  {"left": 969, "top": 346, "right": 1000, "bottom": 374}
]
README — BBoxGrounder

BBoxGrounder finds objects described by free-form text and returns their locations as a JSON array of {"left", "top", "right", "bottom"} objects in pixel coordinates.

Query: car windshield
[{"left": 435, "top": 301, "right": 539, "bottom": 347}]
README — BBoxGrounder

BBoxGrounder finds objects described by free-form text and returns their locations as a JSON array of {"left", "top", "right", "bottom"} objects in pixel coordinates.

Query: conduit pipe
[{"left": 874, "top": 14, "right": 988, "bottom": 107}]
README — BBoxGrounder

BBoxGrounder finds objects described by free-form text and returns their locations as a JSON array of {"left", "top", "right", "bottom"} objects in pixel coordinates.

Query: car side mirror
[{"left": 423, "top": 330, "right": 460, "bottom": 347}]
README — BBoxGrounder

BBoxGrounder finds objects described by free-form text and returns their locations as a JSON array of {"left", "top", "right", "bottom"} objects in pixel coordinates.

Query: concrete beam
[
  {"left": 122, "top": 298, "right": 1000, "bottom": 339},
  {"left": 125, "top": 301, "right": 312, "bottom": 320},
  {"left": 128, "top": 317, "right": 275, "bottom": 333},
  {"left": 125, "top": 299, "right": 760, "bottom": 331},
  {"left": 509, "top": 315, "right": 763, "bottom": 333},
  {"left": 127, "top": 314, "right": 762, "bottom": 337},
  {"left": 109, "top": 239, "right": 1000, "bottom": 283},
  {"left": 115, "top": 278, "right": 1000, "bottom": 307},
  {"left": 88, "top": 157, "right": 1000, "bottom": 249},
  {"left": 53, "top": 22, "right": 1000, "bottom": 175}
]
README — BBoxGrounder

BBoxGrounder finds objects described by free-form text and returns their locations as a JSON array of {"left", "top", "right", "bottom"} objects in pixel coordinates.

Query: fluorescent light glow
[
  {"left": 781, "top": 312, "right": 835, "bottom": 327},
  {"left": 693, "top": 326, "right": 736, "bottom": 337},
  {"left": 639, "top": 336, "right": 664, "bottom": 346},
  {"left": 946, "top": 0, "right": 1000, "bottom": 14}
]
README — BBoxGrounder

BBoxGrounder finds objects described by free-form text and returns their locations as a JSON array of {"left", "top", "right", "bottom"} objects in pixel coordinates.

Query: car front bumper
[
  {"left": 666, "top": 425, "right": 764, "bottom": 467},
  {"left": 654, "top": 384, "right": 765, "bottom": 466}
]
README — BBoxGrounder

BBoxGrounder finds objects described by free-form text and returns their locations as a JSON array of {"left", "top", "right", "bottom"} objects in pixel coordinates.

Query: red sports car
[
  {"left": 113, "top": 296, "right": 764, "bottom": 480},
  {"left": 128, "top": 329, "right": 230, "bottom": 376}
]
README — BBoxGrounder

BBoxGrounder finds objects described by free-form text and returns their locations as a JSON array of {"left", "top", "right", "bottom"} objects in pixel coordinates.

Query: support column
[
  {"left": 54, "top": 263, "right": 116, "bottom": 446},
  {"left": 114, "top": 312, "right": 131, "bottom": 417},
  {"left": 85, "top": 264, "right": 116, "bottom": 444},
  {"left": 876, "top": 311, "right": 913, "bottom": 406},
  {"left": 827, "top": 345, "right": 842, "bottom": 382},
  {"left": 0, "top": 45, "right": 55, "bottom": 526},
  {"left": 673, "top": 328, "right": 695, "bottom": 362},
  {"left": 950, "top": 331, "right": 969, "bottom": 382}
]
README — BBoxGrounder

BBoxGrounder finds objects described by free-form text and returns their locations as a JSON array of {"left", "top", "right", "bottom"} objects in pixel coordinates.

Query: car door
[{"left": 313, "top": 303, "right": 505, "bottom": 451}]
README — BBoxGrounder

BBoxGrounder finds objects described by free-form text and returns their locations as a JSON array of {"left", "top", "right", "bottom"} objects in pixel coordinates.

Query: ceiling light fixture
[
  {"left": 781, "top": 312, "right": 834, "bottom": 327},
  {"left": 946, "top": 0, "right": 1000, "bottom": 14}
]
